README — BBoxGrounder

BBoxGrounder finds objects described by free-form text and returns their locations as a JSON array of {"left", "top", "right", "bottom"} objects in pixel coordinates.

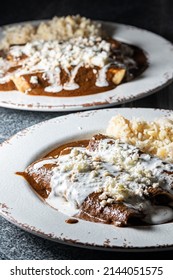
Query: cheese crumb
[{"left": 30, "top": 76, "right": 38, "bottom": 84}]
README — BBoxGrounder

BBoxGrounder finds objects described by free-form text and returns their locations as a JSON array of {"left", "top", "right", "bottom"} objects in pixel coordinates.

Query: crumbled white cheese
[
  {"left": 5, "top": 37, "right": 113, "bottom": 91},
  {"left": 10, "top": 37, "right": 111, "bottom": 69},
  {"left": 30, "top": 75, "right": 38, "bottom": 84}
]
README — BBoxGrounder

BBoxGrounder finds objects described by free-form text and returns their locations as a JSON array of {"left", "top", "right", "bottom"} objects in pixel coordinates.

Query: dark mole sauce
[
  {"left": 65, "top": 218, "right": 79, "bottom": 224},
  {"left": 45, "top": 139, "right": 89, "bottom": 157}
]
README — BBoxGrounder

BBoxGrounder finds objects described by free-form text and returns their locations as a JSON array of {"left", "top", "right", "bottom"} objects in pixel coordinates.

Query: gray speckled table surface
[{"left": 1, "top": 0, "right": 173, "bottom": 260}]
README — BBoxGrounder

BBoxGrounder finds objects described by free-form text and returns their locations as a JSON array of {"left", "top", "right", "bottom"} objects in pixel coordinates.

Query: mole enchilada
[
  {"left": 18, "top": 134, "right": 173, "bottom": 227},
  {"left": 0, "top": 16, "right": 147, "bottom": 97}
]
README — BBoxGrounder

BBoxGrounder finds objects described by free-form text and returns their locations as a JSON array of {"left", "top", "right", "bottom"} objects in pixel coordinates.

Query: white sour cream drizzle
[
  {"left": 95, "top": 64, "right": 111, "bottom": 87},
  {"left": 0, "top": 37, "right": 136, "bottom": 91},
  {"left": 29, "top": 138, "right": 173, "bottom": 225}
]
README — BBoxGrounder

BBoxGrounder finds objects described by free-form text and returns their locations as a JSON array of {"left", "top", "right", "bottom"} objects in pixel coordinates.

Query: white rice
[
  {"left": 0, "top": 15, "right": 103, "bottom": 49},
  {"left": 106, "top": 114, "right": 173, "bottom": 162}
]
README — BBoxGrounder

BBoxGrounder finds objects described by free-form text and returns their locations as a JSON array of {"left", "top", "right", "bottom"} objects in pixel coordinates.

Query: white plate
[
  {"left": 1, "top": 108, "right": 173, "bottom": 251},
  {"left": 0, "top": 21, "right": 173, "bottom": 111}
]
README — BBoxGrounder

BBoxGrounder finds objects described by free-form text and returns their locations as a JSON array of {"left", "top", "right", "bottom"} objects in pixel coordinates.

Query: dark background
[
  {"left": 0, "top": 0, "right": 173, "bottom": 42},
  {"left": 0, "top": 0, "right": 173, "bottom": 260}
]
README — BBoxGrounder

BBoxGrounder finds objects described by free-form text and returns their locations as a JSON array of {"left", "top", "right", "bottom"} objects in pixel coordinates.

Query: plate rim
[{"left": 1, "top": 210, "right": 173, "bottom": 252}]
